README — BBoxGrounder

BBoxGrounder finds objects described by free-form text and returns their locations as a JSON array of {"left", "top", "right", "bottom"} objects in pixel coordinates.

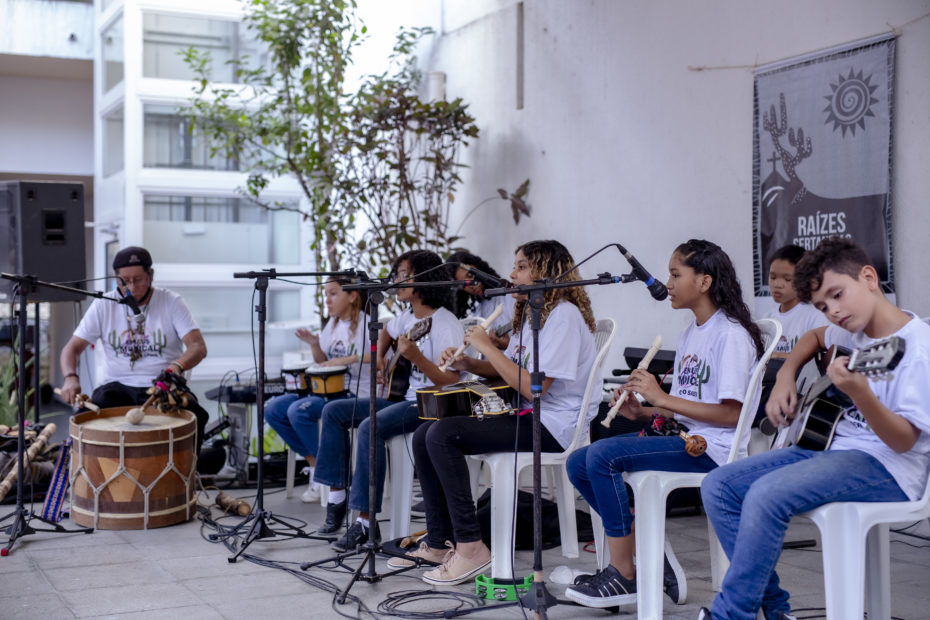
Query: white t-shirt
[
  {"left": 471, "top": 294, "right": 517, "bottom": 335},
  {"left": 505, "top": 301, "right": 597, "bottom": 450},
  {"left": 386, "top": 306, "right": 464, "bottom": 401},
  {"left": 825, "top": 314, "right": 930, "bottom": 500},
  {"left": 320, "top": 314, "right": 371, "bottom": 398},
  {"left": 765, "top": 302, "right": 830, "bottom": 355},
  {"left": 672, "top": 310, "right": 759, "bottom": 465},
  {"left": 73, "top": 287, "right": 199, "bottom": 388}
]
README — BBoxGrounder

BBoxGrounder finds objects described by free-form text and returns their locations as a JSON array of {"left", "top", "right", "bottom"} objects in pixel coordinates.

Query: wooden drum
[{"left": 69, "top": 407, "right": 197, "bottom": 530}]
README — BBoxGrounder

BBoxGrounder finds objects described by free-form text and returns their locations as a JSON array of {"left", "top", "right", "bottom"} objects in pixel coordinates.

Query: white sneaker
[{"left": 301, "top": 482, "right": 322, "bottom": 503}]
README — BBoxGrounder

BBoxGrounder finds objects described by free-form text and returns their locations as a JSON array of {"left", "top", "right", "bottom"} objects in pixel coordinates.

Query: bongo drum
[
  {"left": 69, "top": 407, "right": 197, "bottom": 530},
  {"left": 305, "top": 363, "right": 349, "bottom": 396},
  {"left": 281, "top": 364, "right": 312, "bottom": 395}
]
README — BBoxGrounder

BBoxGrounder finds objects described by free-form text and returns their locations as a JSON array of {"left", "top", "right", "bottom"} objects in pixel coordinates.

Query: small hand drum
[
  {"left": 282, "top": 365, "right": 312, "bottom": 395},
  {"left": 305, "top": 363, "right": 349, "bottom": 396}
]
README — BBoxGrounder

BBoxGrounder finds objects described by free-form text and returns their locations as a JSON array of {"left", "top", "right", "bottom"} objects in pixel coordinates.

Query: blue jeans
[
  {"left": 264, "top": 393, "right": 325, "bottom": 458},
  {"left": 349, "top": 400, "right": 423, "bottom": 514},
  {"left": 311, "top": 396, "right": 392, "bottom": 492},
  {"left": 701, "top": 447, "right": 907, "bottom": 620},
  {"left": 567, "top": 432, "right": 717, "bottom": 537}
]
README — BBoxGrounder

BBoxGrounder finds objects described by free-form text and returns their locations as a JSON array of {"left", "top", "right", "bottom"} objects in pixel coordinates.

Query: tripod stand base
[
  {"left": 475, "top": 574, "right": 533, "bottom": 601},
  {"left": 226, "top": 509, "right": 335, "bottom": 562},
  {"left": 1, "top": 506, "right": 94, "bottom": 555}
]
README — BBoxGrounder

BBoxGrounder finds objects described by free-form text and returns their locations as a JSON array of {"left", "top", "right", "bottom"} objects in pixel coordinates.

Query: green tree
[{"left": 184, "top": 0, "right": 363, "bottom": 289}]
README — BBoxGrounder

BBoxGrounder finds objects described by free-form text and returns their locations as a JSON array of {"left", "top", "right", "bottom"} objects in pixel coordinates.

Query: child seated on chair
[
  {"left": 764, "top": 244, "right": 830, "bottom": 358},
  {"left": 389, "top": 240, "right": 598, "bottom": 586},
  {"left": 754, "top": 244, "right": 830, "bottom": 432},
  {"left": 564, "top": 239, "right": 765, "bottom": 609},
  {"left": 698, "top": 236, "right": 930, "bottom": 620}
]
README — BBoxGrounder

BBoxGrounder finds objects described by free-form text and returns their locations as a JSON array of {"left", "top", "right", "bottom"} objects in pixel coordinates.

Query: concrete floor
[{"left": 2, "top": 408, "right": 930, "bottom": 619}]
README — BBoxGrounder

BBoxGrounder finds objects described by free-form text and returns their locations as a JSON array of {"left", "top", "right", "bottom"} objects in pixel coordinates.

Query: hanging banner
[{"left": 752, "top": 34, "right": 895, "bottom": 298}]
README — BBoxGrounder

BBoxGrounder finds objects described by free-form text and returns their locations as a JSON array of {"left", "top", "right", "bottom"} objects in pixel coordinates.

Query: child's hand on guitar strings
[{"left": 825, "top": 355, "right": 869, "bottom": 398}]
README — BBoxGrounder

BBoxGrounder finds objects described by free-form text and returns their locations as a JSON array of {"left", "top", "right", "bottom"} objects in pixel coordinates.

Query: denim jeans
[
  {"left": 312, "top": 396, "right": 392, "bottom": 490},
  {"left": 566, "top": 432, "right": 717, "bottom": 538},
  {"left": 349, "top": 399, "right": 423, "bottom": 514},
  {"left": 263, "top": 393, "right": 326, "bottom": 459},
  {"left": 701, "top": 447, "right": 908, "bottom": 620}
]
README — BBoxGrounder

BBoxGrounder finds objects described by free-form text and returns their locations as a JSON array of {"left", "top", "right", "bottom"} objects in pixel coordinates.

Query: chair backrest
[
  {"left": 724, "top": 317, "right": 782, "bottom": 464},
  {"left": 561, "top": 317, "right": 617, "bottom": 455}
]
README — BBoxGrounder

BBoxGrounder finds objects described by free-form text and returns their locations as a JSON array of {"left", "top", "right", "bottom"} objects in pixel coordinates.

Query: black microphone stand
[
  {"left": 299, "top": 275, "right": 474, "bottom": 603},
  {"left": 226, "top": 269, "right": 359, "bottom": 562},
  {"left": 0, "top": 273, "right": 97, "bottom": 555},
  {"left": 475, "top": 273, "right": 626, "bottom": 619}
]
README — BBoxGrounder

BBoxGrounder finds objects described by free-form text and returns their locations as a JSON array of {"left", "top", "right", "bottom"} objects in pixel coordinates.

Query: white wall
[
  {"left": 405, "top": 0, "right": 930, "bottom": 371},
  {"left": 0, "top": 74, "right": 94, "bottom": 176}
]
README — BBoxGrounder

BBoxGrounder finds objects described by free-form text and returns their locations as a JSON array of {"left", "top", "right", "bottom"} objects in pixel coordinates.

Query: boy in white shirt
[{"left": 699, "top": 237, "right": 930, "bottom": 620}]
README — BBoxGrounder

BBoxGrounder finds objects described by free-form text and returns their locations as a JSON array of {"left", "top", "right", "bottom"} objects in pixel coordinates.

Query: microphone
[
  {"left": 118, "top": 278, "right": 145, "bottom": 323},
  {"left": 617, "top": 245, "right": 668, "bottom": 301},
  {"left": 462, "top": 265, "right": 508, "bottom": 289}
]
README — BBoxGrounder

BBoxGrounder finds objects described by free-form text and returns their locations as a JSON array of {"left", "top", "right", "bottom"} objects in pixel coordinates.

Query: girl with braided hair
[
  {"left": 564, "top": 239, "right": 764, "bottom": 609},
  {"left": 390, "top": 240, "right": 598, "bottom": 585}
]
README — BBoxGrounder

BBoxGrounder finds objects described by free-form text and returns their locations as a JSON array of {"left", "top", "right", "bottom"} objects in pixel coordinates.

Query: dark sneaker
[
  {"left": 331, "top": 519, "right": 379, "bottom": 552},
  {"left": 564, "top": 565, "right": 636, "bottom": 608},
  {"left": 697, "top": 607, "right": 713, "bottom": 620},
  {"left": 664, "top": 549, "right": 686, "bottom": 604},
  {"left": 573, "top": 571, "right": 595, "bottom": 585},
  {"left": 317, "top": 497, "right": 347, "bottom": 535}
]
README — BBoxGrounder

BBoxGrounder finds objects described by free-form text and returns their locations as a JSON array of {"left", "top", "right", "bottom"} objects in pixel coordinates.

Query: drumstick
[
  {"left": 602, "top": 335, "right": 662, "bottom": 428},
  {"left": 53, "top": 388, "right": 100, "bottom": 413},
  {"left": 126, "top": 393, "right": 158, "bottom": 425},
  {"left": 439, "top": 304, "right": 505, "bottom": 372}
]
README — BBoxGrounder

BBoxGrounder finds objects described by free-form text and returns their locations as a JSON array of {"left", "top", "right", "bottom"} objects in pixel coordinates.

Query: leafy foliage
[{"left": 184, "top": 0, "right": 529, "bottom": 303}]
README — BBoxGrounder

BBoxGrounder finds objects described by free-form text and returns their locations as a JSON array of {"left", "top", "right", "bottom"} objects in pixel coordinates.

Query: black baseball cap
[{"left": 112, "top": 246, "right": 153, "bottom": 271}]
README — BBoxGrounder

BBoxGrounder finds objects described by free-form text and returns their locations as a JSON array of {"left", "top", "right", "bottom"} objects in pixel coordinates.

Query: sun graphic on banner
[{"left": 823, "top": 68, "right": 879, "bottom": 137}]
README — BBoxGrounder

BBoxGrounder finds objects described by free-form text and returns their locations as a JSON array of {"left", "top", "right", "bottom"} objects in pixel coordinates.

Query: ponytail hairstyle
[
  {"left": 674, "top": 239, "right": 764, "bottom": 359},
  {"left": 511, "top": 240, "right": 596, "bottom": 333},
  {"left": 447, "top": 250, "right": 502, "bottom": 318},
  {"left": 327, "top": 276, "right": 366, "bottom": 335}
]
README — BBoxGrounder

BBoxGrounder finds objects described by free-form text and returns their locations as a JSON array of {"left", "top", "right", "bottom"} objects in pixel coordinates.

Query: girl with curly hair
[
  {"left": 564, "top": 239, "right": 764, "bottom": 609},
  {"left": 390, "top": 240, "right": 599, "bottom": 585}
]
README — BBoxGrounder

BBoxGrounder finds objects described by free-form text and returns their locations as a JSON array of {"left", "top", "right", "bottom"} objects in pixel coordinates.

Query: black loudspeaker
[{"left": 0, "top": 181, "right": 87, "bottom": 302}]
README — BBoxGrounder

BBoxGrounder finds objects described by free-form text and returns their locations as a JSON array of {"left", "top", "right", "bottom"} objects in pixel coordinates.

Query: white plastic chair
[
  {"left": 470, "top": 317, "right": 617, "bottom": 579},
  {"left": 590, "top": 318, "right": 781, "bottom": 618},
  {"left": 799, "top": 470, "right": 930, "bottom": 620}
]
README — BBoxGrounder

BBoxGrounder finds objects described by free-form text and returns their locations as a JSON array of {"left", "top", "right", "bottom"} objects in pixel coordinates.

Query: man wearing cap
[{"left": 59, "top": 246, "right": 209, "bottom": 448}]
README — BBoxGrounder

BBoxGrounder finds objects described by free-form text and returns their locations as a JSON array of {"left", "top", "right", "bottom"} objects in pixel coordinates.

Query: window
[
  {"left": 103, "top": 108, "right": 124, "bottom": 177},
  {"left": 169, "top": 286, "right": 300, "bottom": 334},
  {"left": 142, "top": 195, "right": 300, "bottom": 265},
  {"left": 144, "top": 104, "right": 249, "bottom": 170},
  {"left": 142, "top": 13, "right": 266, "bottom": 83},
  {"left": 102, "top": 16, "right": 124, "bottom": 92}
]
